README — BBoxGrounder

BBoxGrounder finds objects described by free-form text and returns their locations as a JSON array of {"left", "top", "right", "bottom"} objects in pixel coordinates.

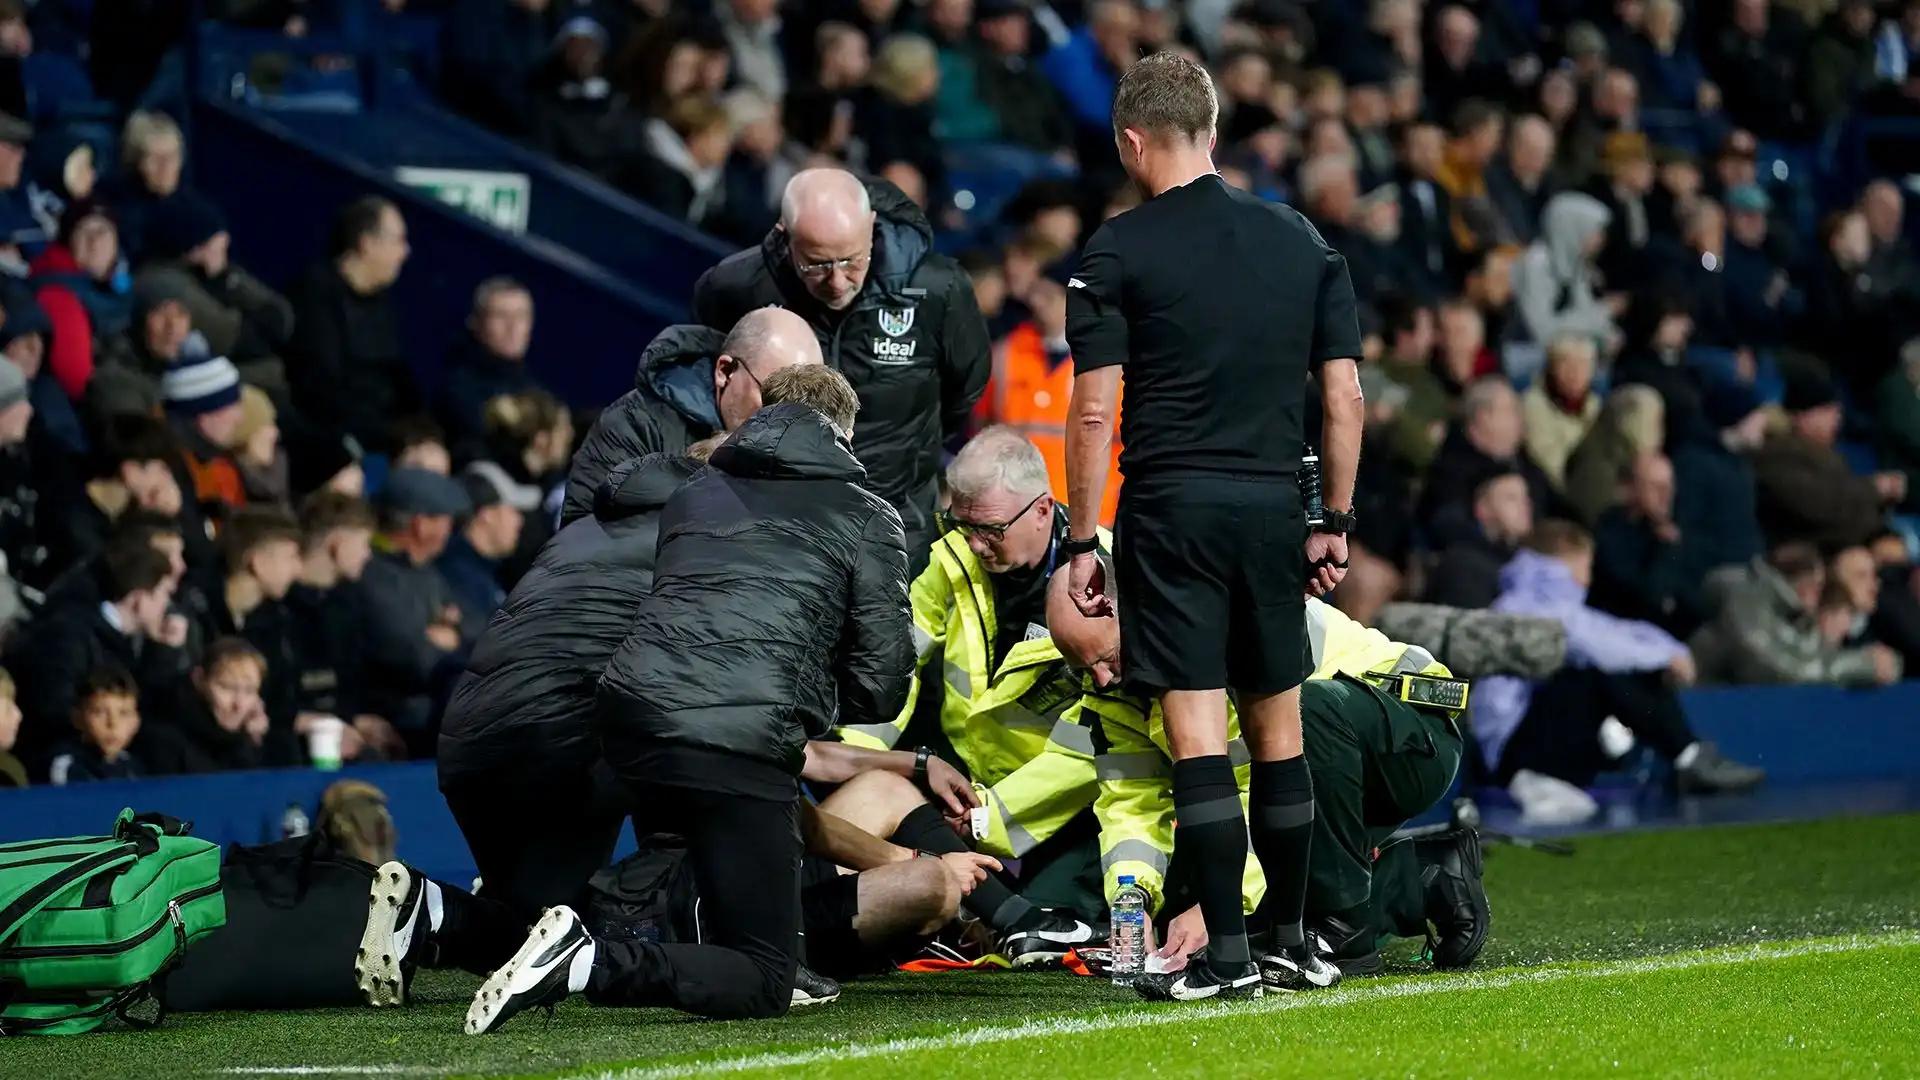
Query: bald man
[
  {"left": 1044, "top": 568, "right": 1487, "bottom": 983},
  {"left": 693, "top": 168, "right": 992, "bottom": 572},
  {"left": 563, "top": 306, "right": 824, "bottom": 526}
]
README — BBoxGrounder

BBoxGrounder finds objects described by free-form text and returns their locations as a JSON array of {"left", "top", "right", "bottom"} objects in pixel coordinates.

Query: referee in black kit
[{"left": 1060, "top": 51, "right": 1366, "bottom": 1002}]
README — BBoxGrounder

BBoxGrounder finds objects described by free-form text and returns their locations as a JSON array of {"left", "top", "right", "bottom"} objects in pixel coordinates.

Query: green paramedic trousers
[{"left": 1299, "top": 675, "right": 1462, "bottom": 930}]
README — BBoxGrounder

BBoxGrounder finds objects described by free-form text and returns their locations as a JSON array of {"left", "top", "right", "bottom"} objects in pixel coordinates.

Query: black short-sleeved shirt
[{"left": 1066, "top": 174, "right": 1364, "bottom": 480}]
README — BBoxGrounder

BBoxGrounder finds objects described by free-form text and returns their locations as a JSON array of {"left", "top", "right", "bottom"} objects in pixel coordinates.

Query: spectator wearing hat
[
  {"left": 1752, "top": 371, "right": 1903, "bottom": 550},
  {"left": 436, "top": 463, "right": 528, "bottom": 623},
  {"left": 1721, "top": 184, "right": 1799, "bottom": 352},
  {"left": 0, "top": 285, "right": 86, "bottom": 457},
  {"left": 28, "top": 197, "right": 130, "bottom": 401},
  {"left": 85, "top": 273, "right": 203, "bottom": 419},
  {"left": 231, "top": 385, "right": 289, "bottom": 509},
  {"left": 135, "top": 191, "right": 294, "bottom": 392},
  {"left": 161, "top": 353, "right": 247, "bottom": 515},
  {"left": 528, "top": 15, "right": 642, "bottom": 181},
  {"left": 285, "top": 428, "right": 366, "bottom": 501},
  {"left": 359, "top": 466, "right": 476, "bottom": 744},
  {"left": 1588, "top": 131, "right": 1659, "bottom": 288},
  {"left": 0, "top": 355, "right": 48, "bottom": 590},
  {"left": 436, "top": 277, "right": 540, "bottom": 466}
]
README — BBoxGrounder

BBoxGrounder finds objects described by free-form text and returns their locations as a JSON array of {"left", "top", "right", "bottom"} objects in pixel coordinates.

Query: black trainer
[
  {"left": 999, "top": 911, "right": 1102, "bottom": 969},
  {"left": 1307, "top": 915, "right": 1384, "bottom": 977},
  {"left": 1256, "top": 941, "right": 1342, "bottom": 991},
  {"left": 465, "top": 907, "right": 591, "bottom": 1035},
  {"left": 357, "top": 861, "right": 427, "bottom": 1007},
  {"left": 1133, "top": 954, "right": 1263, "bottom": 1002},
  {"left": 1415, "top": 827, "right": 1490, "bottom": 969},
  {"left": 791, "top": 964, "right": 841, "bottom": 1007}
]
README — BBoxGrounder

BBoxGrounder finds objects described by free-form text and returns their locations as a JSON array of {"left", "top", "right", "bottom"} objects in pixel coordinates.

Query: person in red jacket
[{"left": 29, "top": 197, "right": 131, "bottom": 400}]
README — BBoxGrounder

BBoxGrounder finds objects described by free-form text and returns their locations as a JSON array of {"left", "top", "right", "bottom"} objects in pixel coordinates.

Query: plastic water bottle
[
  {"left": 1110, "top": 875, "right": 1148, "bottom": 987},
  {"left": 281, "top": 802, "right": 310, "bottom": 840}
]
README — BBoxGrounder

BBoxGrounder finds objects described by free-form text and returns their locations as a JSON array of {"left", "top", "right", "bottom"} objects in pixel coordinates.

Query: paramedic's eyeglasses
[
  {"left": 794, "top": 252, "right": 870, "bottom": 281},
  {"left": 941, "top": 494, "right": 1044, "bottom": 541}
]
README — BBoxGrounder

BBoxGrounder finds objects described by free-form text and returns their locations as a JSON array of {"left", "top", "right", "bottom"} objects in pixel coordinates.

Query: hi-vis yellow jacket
[
  {"left": 1087, "top": 599, "right": 1455, "bottom": 917},
  {"left": 836, "top": 529, "right": 1110, "bottom": 860}
]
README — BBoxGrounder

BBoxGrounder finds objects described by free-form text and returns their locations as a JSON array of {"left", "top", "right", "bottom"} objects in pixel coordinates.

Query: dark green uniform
[{"left": 1298, "top": 676, "right": 1462, "bottom": 931}]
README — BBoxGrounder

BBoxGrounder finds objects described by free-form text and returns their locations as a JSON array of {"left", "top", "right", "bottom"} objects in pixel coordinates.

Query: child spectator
[
  {"left": 46, "top": 665, "right": 144, "bottom": 785},
  {"left": 210, "top": 506, "right": 305, "bottom": 766},
  {"left": 161, "top": 353, "right": 247, "bottom": 514},
  {"left": 145, "top": 636, "right": 270, "bottom": 774},
  {"left": 1816, "top": 580, "right": 1859, "bottom": 648},
  {"left": 0, "top": 665, "right": 23, "bottom": 787},
  {"left": 11, "top": 543, "right": 185, "bottom": 768}
]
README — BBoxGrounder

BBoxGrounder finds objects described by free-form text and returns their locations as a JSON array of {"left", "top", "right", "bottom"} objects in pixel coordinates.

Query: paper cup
[{"left": 307, "top": 716, "right": 345, "bottom": 771}]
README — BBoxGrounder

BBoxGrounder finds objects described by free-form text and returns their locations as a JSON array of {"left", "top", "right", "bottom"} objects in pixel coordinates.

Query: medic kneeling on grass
[{"left": 1045, "top": 561, "right": 1491, "bottom": 981}]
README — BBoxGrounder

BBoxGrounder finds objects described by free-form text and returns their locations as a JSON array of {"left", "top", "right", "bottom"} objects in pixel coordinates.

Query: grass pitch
[{"left": 10, "top": 813, "right": 1920, "bottom": 1080}]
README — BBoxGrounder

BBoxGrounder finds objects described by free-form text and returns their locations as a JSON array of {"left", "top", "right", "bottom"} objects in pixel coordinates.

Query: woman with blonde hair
[
  {"left": 1563, "top": 384, "right": 1665, "bottom": 525},
  {"left": 857, "top": 34, "right": 949, "bottom": 216}
]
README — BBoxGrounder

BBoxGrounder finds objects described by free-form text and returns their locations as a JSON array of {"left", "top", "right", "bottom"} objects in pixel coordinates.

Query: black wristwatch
[
  {"left": 1314, "top": 509, "right": 1358, "bottom": 535},
  {"left": 913, "top": 745, "right": 933, "bottom": 785},
  {"left": 1060, "top": 535, "right": 1101, "bottom": 557}
]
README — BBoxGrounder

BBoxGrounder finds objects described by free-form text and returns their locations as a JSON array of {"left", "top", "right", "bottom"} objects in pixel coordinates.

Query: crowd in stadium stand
[{"left": 2, "top": 0, "right": 1920, "bottom": 795}]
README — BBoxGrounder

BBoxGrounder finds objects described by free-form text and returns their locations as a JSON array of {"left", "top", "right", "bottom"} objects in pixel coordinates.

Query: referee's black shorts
[{"left": 1113, "top": 472, "right": 1308, "bottom": 694}]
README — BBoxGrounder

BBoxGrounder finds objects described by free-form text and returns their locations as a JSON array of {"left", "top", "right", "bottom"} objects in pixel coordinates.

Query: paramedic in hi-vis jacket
[
  {"left": 1046, "top": 563, "right": 1492, "bottom": 976},
  {"left": 830, "top": 427, "right": 1106, "bottom": 967}
]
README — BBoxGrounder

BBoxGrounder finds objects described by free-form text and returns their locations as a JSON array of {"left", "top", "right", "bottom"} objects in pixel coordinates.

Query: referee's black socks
[
  {"left": 1172, "top": 755, "right": 1253, "bottom": 973},
  {"left": 1249, "top": 755, "right": 1315, "bottom": 951},
  {"left": 889, "top": 802, "right": 1043, "bottom": 933}
]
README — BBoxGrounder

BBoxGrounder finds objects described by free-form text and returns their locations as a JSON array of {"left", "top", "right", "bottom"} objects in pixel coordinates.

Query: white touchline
[{"left": 566, "top": 932, "right": 1920, "bottom": 1080}]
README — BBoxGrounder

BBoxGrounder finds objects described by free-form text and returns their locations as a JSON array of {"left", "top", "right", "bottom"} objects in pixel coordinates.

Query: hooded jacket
[
  {"left": 596, "top": 403, "right": 913, "bottom": 781},
  {"left": 1469, "top": 549, "right": 1688, "bottom": 767},
  {"left": 690, "top": 177, "right": 991, "bottom": 558},
  {"left": 438, "top": 451, "right": 700, "bottom": 781},
  {"left": 561, "top": 324, "right": 727, "bottom": 527},
  {"left": 1512, "top": 192, "right": 1618, "bottom": 345}
]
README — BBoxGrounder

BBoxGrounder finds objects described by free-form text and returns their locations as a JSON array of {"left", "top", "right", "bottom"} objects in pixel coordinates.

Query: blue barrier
[
  {"left": 3, "top": 681, "right": 1917, "bottom": 887},
  {"left": 189, "top": 98, "right": 666, "bottom": 408}
]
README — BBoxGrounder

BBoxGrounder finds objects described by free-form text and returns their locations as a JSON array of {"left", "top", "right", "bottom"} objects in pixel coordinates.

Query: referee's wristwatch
[
  {"left": 913, "top": 745, "right": 935, "bottom": 786},
  {"left": 1313, "top": 508, "right": 1358, "bottom": 535},
  {"left": 1060, "top": 535, "right": 1101, "bottom": 557}
]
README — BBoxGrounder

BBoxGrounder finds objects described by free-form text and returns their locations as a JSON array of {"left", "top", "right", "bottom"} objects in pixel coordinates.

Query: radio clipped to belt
[{"left": 1364, "top": 672, "right": 1471, "bottom": 713}]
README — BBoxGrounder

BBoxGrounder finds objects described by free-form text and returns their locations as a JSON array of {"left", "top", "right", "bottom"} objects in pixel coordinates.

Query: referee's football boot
[
  {"left": 357, "top": 861, "right": 429, "bottom": 1007},
  {"left": 466, "top": 906, "right": 593, "bottom": 1035},
  {"left": 1306, "top": 914, "right": 1385, "bottom": 977},
  {"left": 1416, "top": 826, "right": 1490, "bottom": 969},
  {"left": 999, "top": 911, "right": 1103, "bottom": 968},
  {"left": 1134, "top": 950, "right": 1263, "bottom": 1002},
  {"left": 1257, "top": 940, "right": 1343, "bottom": 992},
  {"left": 791, "top": 965, "right": 842, "bottom": 1007}
]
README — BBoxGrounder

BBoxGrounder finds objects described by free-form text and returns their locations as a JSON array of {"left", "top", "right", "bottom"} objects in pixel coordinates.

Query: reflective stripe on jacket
[
  {"left": 837, "top": 528, "right": 1105, "bottom": 859},
  {"left": 1086, "top": 599, "right": 1457, "bottom": 917}
]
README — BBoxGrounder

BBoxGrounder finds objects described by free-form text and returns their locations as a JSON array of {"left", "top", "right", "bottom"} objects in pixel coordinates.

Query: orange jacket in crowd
[{"left": 974, "top": 322, "right": 1124, "bottom": 527}]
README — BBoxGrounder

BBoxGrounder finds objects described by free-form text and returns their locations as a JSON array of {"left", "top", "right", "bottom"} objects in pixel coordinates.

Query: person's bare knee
[
  {"left": 851, "top": 860, "right": 957, "bottom": 945},
  {"left": 1161, "top": 689, "right": 1232, "bottom": 759},
  {"left": 817, "top": 768, "right": 927, "bottom": 838},
  {"left": 1239, "top": 685, "right": 1304, "bottom": 760}
]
